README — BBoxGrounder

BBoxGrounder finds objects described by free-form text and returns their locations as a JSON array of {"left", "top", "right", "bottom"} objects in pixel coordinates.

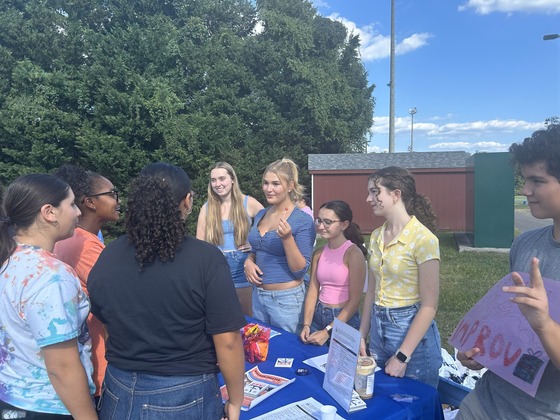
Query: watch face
[{"left": 396, "top": 351, "right": 407, "bottom": 363}]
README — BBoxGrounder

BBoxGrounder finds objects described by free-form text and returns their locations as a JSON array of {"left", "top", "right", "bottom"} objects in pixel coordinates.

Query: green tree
[{"left": 0, "top": 0, "right": 374, "bottom": 232}]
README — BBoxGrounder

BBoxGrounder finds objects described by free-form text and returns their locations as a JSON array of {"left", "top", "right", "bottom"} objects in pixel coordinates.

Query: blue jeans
[
  {"left": 223, "top": 251, "right": 250, "bottom": 289},
  {"left": 368, "top": 303, "right": 442, "bottom": 388},
  {"left": 311, "top": 301, "right": 360, "bottom": 333},
  {"left": 252, "top": 282, "right": 305, "bottom": 334},
  {"left": 97, "top": 365, "right": 223, "bottom": 420}
]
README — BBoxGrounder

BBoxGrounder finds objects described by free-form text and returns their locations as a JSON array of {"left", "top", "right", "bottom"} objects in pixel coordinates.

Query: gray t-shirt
[{"left": 474, "top": 225, "right": 560, "bottom": 419}]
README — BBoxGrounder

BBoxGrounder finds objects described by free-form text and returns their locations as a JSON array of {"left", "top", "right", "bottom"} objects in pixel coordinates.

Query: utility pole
[{"left": 388, "top": 0, "right": 396, "bottom": 153}]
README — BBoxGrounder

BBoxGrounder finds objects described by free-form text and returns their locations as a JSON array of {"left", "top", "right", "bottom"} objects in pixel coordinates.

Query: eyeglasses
[
  {"left": 314, "top": 217, "right": 341, "bottom": 228},
  {"left": 88, "top": 189, "right": 119, "bottom": 202}
]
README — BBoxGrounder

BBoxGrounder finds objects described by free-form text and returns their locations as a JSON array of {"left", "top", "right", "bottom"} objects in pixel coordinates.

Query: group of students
[
  {"left": 198, "top": 158, "right": 443, "bottom": 390},
  {"left": 0, "top": 125, "right": 559, "bottom": 420}
]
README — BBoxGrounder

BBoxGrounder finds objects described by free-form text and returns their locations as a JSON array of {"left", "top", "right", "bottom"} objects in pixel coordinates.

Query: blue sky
[{"left": 311, "top": 0, "right": 560, "bottom": 153}]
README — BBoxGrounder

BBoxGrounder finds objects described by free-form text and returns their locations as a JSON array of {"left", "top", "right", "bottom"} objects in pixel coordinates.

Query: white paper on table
[
  {"left": 303, "top": 353, "right": 328, "bottom": 373},
  {"left": 251, "top": 397, "right": 345, "bottom": 420},
  {"left": 322, "top": 318, "right": 361, "bottom": 413}
]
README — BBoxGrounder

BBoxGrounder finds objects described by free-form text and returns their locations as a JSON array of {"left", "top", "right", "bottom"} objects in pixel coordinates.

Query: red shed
[{"left": 308, "top": 152, "right": 474, "bottom": 233}]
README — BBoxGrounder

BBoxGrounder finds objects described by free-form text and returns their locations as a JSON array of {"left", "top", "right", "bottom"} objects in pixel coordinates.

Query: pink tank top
[{"left": 317, "top": 240, "right": 353, "bottom": 305}]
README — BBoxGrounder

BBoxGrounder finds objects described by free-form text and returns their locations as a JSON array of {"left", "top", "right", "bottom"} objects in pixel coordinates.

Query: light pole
[
  {"left": 544, "top": 34, "right": 560, "bottom": 40},
  {"left": 388, "top": 0, "right": 396, "bottom": 153},
  {"left": 408, "top": 107, "right": 417, "bottom": 152}
]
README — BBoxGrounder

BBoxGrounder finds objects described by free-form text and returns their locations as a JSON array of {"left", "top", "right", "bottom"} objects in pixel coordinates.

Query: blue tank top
[{"left": 218, "top": 196, "right": 249, "bottom": 252}]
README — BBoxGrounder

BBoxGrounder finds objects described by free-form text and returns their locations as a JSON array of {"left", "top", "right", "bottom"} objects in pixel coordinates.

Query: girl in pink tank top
[{"left": 300, "top": 201, "right": 367, "bottom": 346}]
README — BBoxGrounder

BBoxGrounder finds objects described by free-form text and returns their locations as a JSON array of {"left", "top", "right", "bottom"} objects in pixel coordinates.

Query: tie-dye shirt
[{"left": 0, "top": 244, "right": 94, "bottom": 414}]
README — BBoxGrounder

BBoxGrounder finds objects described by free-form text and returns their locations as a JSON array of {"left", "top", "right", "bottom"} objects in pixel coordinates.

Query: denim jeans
[
  {"left": 311, "top": 301, "right": 360, "bottom": 333},
  {"left": 97, "top": 365, "right": 223, "bottom": 420},
  {"left": 223, "top": 251, "right": 251, "bottom": 288},
  {"left": 368, "top": 303, "right": 442, "bottom": 388},
  {"left": 252, "top": 282, "right": 305, "bottom": 334}
]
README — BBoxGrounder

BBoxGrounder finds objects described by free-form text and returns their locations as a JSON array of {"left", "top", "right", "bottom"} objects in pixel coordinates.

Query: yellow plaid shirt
[{"left": 369, "top": 216, "right": 440, "bottom": 308}]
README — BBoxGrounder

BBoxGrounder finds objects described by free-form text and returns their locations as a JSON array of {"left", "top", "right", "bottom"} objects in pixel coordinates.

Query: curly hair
[
  {"left": 53, "top": 164, "right": 104, "bottom": 204},
  {"left": 126, "top": 163, "right": 190, "bottom": 269},
  {"left": 509, "top": 124, "right": 560, "bottom": 180},
  {"left": 368, "top": 166, "right": 438, "bottom": 233}
]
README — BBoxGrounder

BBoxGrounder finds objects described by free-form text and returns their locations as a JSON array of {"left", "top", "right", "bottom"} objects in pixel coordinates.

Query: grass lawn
[
  {"left": 437, "top": 232, "right": 509, "bottom": 352},
  {"left": 314, "top": 231, "right": 510, "bottom": 353}
]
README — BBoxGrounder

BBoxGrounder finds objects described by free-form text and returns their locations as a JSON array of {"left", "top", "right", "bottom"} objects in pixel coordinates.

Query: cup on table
[{"left": 320, "top": 405, "right": 337, "bottom": 420}]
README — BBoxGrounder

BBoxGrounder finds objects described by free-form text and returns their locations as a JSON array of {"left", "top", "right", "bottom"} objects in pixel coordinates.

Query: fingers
[
  {"left": 457, "top": 348, "right": 484, "bottom": 370},
  {"left": 529, "top": 257, "right": 543, "bottom": 289},
  {"left": 510, "top": 272, "right": 526, "bottom": 287},
  {"left": 463, "top": 347, "right": 481, "bottom": 359}
]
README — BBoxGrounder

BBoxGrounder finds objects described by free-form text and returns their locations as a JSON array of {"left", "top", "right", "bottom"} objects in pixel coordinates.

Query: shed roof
[{"left": 308, "top": 151, "right": 474, "bottom": 171}]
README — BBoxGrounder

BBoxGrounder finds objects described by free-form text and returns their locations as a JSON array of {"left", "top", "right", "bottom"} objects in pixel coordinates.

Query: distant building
[{"left": 308, "top": 152, "right": 474, "bottom": 233}]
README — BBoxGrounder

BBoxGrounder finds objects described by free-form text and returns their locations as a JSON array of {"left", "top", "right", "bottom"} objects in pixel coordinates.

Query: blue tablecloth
[{"left": 222, "top": 318, "right": 444, "bottom": 419}]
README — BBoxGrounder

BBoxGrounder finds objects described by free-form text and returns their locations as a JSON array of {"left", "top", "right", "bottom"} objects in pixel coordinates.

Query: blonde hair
[
  {"left": 264, "top": 158, "right": 305, "bottom": 203},
  {"left": 205, "top": 162, "right": 250, "bottom": 248}
]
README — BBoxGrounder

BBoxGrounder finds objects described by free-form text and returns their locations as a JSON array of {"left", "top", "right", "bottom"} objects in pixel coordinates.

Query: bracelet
[{"left": 303, "top": 324, "right": 311, "bottom": 328}]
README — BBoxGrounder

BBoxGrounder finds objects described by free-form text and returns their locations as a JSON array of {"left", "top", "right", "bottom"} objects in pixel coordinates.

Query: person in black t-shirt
[{"left": 88, "top": 162, "right": 245, "bottom": 420}]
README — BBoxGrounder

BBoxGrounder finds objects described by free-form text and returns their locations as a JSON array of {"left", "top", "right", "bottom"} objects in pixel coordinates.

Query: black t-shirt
[{"left": 88, "top": 235, "right": 246, "bottom": 375}]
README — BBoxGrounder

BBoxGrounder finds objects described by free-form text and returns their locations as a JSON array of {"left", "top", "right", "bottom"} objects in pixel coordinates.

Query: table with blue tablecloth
[{"left": 221, "top": 318, "right": 444, "bottom": 419}]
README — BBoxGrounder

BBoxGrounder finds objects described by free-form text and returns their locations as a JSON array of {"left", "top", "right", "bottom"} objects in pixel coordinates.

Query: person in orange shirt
[{"left": 53, "top": 164, "right": 121, "bottom": 401}]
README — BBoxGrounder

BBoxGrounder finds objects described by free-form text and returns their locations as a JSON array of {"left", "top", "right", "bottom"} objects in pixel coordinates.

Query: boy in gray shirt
[{"left": 457, "top": 124, "right": 560, "bottom": 420}]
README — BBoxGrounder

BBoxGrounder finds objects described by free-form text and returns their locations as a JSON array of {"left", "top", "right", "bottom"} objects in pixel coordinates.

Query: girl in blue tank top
[{"left": 197, "top": 162, "right": 263, "bottom": 316}]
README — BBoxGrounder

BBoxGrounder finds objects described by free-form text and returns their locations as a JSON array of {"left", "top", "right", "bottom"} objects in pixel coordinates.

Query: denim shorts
[
  {"left": 223, "top": 250, "right": 251, "bottom": 289},
  {"left": 252, "top": 282, "right": 305, "bottom": 334},
  {"left": 97, "top": 365, "right": 223, "bottom": 420},
  {"left": 368, "top": 303, "right": 442, "bottom": 388},
  {"left": 311, "top": 301, "right": 360, "bottom": 333}
]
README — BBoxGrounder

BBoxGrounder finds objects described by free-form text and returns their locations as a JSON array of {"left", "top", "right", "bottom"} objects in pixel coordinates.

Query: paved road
[{"left": 515, "top": 209, "right": 552, "bottom": 233}]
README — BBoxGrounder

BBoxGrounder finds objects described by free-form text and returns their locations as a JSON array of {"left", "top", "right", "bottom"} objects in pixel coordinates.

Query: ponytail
[
  {"left": 411, "top": 193, "right": 437, "bottom": 233},
  {"left": 343, "top": 222, "right": 367, "bottom": 256},
  {"left": 1, "top": 174, "right": 70, "bottom": 269},
  {"left": 0, "top": 216, "right": 16, "bottom": 268},
  {"left": 369, "top": 166, "right": 438, "bottom": 233}
]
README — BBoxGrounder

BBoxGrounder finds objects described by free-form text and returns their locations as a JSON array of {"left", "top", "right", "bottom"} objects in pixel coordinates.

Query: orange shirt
[{"left": 54, "top": 227, "right": 106, "bottom": 396}]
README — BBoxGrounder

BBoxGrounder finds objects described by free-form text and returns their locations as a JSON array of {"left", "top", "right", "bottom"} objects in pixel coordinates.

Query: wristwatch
[
  {"left": 325, "top": 325, "right": 333, "bottom": 335},
  {"left": 395, "top": 349, "right": 410, "bottom": 363}
]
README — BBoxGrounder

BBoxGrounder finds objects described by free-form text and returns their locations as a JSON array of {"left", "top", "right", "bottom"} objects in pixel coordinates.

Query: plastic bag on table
[{"left": 242, "top": 323, "right": 271, "bottom": 363}]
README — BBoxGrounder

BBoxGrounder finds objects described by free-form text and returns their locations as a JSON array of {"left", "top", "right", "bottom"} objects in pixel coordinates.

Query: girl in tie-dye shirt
[{"left": 0, "top": 174, "right": 96, "bottom": 419}]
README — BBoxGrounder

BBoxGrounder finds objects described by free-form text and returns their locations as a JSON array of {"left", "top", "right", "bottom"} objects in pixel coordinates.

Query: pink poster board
[{"left": 448, "top": 273, "right": 560, "bottom": 397}]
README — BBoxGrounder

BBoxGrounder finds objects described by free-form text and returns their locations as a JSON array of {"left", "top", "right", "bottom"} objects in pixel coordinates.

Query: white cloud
[
  {"left": 327, "top": 14, "right": 432, "bottom": 61},
  {"left": 395, "top": 33, "right": 432, "bottom": 55},
  {"left": 459, "top": 0, "right": 560, "bottom": 14},
  {"left": 428, "top": 141, "right": 508, "bottom": 152},
  {"left": 311, "top": 0, "right": 330, "bottom": 9},
  {"left": 367, "top": 145, "right": 388, "bottom": 153},
  {"left": 368, "top": 116, "right": 545, "bottom": 152}
]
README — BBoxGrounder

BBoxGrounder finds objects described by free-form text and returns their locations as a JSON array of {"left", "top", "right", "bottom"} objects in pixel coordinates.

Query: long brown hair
[
  {"left": 368, "top": 166, "right": 437, "bottom": 233},
  {"left": 205, "top": 162, "right": 249, "bottom": 248},
  {"left": 1, "top": 174, "right": 70, "bottom": 268}
]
